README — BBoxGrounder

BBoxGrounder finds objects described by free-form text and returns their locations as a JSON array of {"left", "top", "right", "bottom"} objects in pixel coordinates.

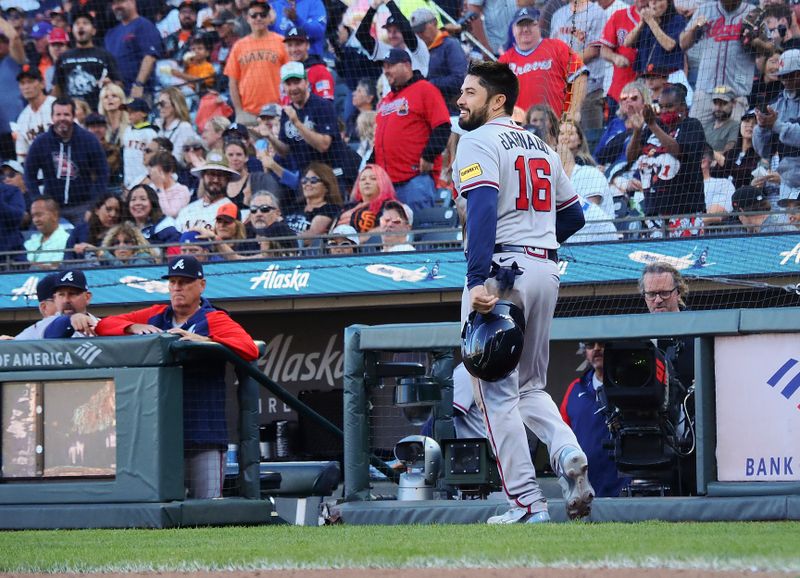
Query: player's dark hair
[
  {"left": 52, "top": 97, "right": 75, "bottom": 115},
  {"left": 467, "top": 61, "right": 519, "bottom": 115}
]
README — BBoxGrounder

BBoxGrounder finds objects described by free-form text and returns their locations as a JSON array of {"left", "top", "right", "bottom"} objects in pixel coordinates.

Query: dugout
[
  {"left": 0, "top": 334, "right": 276, "bottom": 529},
  {"left": 338, "top": 308, "right": 800, "bottom": 524}
]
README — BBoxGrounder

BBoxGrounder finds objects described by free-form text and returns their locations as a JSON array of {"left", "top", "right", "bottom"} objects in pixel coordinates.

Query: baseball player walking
[{"left": 454, "top": 61, "right": 594, "bottom": 523}]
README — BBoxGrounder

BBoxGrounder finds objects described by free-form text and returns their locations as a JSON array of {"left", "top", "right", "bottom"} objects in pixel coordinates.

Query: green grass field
[{"left": 1, "top": 522, "right": 799, "bottom": 573}]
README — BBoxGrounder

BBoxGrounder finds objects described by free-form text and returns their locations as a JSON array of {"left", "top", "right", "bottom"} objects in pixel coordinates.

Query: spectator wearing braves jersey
[
  {"left": 374, "top": 49, "right": 450, "bottom": 212},
  {"left": 356, "top": 0, "right": 430, "bottom": 77},
  {"left": 52, "top": 10, "right": 122, "bottom": 111},
  {"left": 454, "top": 61, "right": 592, "bottom": 524},
  {"left": 560, "top": 342, "right": 630, "bottom": 498},
  {"left": 265, "top": 62, "right": 359, "bottom": 190},
  {"left": 96, "top": 256, "right": 259, "bottom": 499},
  {"left": 499, "top": 8, "right": 587, "bottom": 123},
  {"left": 626, "top": 84, "right": 706, "bottom": 218},
  {"left": 283, "top": 27, "right": 334, "bottom": 100},
  {"left": 15, "top": 65, "right": 56, "bottom": 161},
  {"left": 680, "top": 0, "right": 760, "bottom": 125},
  {"left": 24, "top": 98, "right": 110, "bottom": 226}
]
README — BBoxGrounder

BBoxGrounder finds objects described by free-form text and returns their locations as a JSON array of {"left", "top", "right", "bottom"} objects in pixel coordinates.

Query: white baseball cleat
[
  {"left": 487, "top": 507, "right": 550, "bottom": 524},
  {"left": 559, "top": 446, "right": 595, "bottom": 520}
]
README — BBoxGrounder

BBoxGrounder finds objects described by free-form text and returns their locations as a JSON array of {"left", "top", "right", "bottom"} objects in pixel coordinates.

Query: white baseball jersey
[
  {"left": 453, "top": 118, "right": 578, "bottom": 250},
  {"left": 15, "top": 96, "right": 56, "bottom": 159}
]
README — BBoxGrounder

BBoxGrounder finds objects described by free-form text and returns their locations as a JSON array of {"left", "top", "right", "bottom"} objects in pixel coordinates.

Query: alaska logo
[{"left": 459, "top": 163, "right": 483, "bottom": 182}]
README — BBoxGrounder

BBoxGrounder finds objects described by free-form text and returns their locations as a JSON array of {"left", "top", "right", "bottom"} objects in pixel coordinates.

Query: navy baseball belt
[{"left": 494, "top": 244, "right": 558, "bottom": 263}]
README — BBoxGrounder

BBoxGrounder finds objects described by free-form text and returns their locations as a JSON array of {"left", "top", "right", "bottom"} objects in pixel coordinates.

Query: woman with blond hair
[
  {"left": 97, "top": 84, "right": 130, "bottom": 146},
  {"left": 201, "top": 115, "right": 231, "bottom": 154},
  {"left": 155, "top": 86, "right": 198, "bottom": 166},
  {"left": 99, "top": 222, "right": 158, "bottom": 266},
  {"left": 336, "top": 163, "right": 396, "bottom": 234}
]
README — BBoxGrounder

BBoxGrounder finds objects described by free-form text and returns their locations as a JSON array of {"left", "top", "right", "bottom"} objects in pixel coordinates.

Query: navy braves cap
[
  {"left": 162, "top": 255, "right": 204, "bottom": 280},
  {"left": 382, "top": 15, "right": 401, "bottom": 29},
  {"left": 126, "top": 97, "right": 151, "bottom": 113},
  {"left": 283, "top": 26, "right": 308, "bottom": 41},
  {"left": 383, "top": 48, "right": 411, "bottom": 65},
  {"left": 36, "top": 272, "right": 60, "bottom": 301},
  {"left": 53, "top": 269, "right": 89, "bottom": 292},
  {"left": 512, "top": 7, "right": 540, "bottom": 25}
]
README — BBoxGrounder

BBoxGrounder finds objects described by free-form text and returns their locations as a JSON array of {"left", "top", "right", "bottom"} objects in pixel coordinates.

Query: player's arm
[
  {"left": 207, "top": 311, "right": 260, "bottom": 361},
  {"left": 386, "top": 0, "right": 418, "bottom": 51},
  {"left": 556, "top": 201, "right": 585, "bottom": 243},
  {"left": 96, "top": 305, "right": 166, "bottom": 336},
  {"left": 465, "top": 186, "right": 500, "bottom": 314}
]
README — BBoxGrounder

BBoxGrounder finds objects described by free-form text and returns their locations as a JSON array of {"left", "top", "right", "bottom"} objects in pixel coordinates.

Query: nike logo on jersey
[
  {"left": 578, "top": 392, "right": 588, "bottom": 398},
  {"left": 498, "top": 256, "right": 516, "bottom": 264}
]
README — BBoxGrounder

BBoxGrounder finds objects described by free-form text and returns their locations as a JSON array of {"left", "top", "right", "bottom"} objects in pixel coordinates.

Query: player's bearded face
[{"left": 458, "top": 95, "right": 491, "bottom": 132}]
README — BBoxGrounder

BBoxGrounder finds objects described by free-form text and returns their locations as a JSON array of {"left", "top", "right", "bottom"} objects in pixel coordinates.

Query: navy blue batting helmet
[{"left": 461, "top": 300, "right": 526, "bottom": 382}]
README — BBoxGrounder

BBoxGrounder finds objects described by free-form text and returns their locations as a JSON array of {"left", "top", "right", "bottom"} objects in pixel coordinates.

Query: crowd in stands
[{"left": 1, "top": 0, "right": 800, "bottom": 271}]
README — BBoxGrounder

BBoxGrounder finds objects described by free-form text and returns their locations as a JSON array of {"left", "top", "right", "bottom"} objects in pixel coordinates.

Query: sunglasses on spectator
[
  {"left": 215, "top": 217, "right": 235, "bottom": 223},
  {"left": 301, "top": 176, "right": 321, "bottom": 185},
  {"left": 2, "top": 170, "right": 17, "bottom": 178},
  {"left": 109, "top": 238, "right": 133, "bottom": 246},
  {"left": 248, "top": 11, "right": 267, "bottom": 18},
  {"left": 155, "top": 100, "right": 170, "bottom": 108},
  {"left": 250, "top": 205, "right": 277, "bottom": 214},
  {"left": 328, "top": 240, "right": 354, "bottom": 247},
  {"left": 619, "top": 94, "right": 640, "bottom": 102},
  {"left": 183, "top": 144, "right": 205, "bottom": 152}
]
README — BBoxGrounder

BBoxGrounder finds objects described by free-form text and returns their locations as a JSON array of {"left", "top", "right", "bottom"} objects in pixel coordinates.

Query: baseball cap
[
  {"left": 182, "top": 133, "right": 208, "bottom": 151},
  {"left": 281, "top": 61, "right": 306, "bottom": 82},
  {"left": 382, "top": 48, "right": 411, "bottom": 65},
  {"left": 162, "top": 255, "right": 205, "bottom": 279},
  {"left": 742, "top": 107, "right": 757, "bottom": 120},
  {"left": 640, "top": 63, "right": 670, "bottom": 77},
  {"left": 1, "top": 159, "right": 24, "bottom": 174},
  {"left": 778, "top": 49, "right": 800, "bottom": 76},
  {"left": 382, "top": 14, "right": 402, "bottom": 29},
  {"left": 259, "top": 102, "right": 281, "bottom": 117},
  {"left": 329, "top": 224, "right": 359, "bottom": 246},
  {"left": 178, "top": 230, "right": 206, "bottom": 245},
  {"left": 248, "top": 0, "right": 271, "bottom": 11},
  {"left": 85, "top": 113, "right": 107, "bottom": 126},
  {"left": 283, "top": 26, "right": 308, "bottom": 42},
  {"left": 410, "top": 8, "right": 436, "bottom": 33},
  {"left": 126, "top": 97, "right": 151, "bottom": 113},
  {"left": 30, "top": 22, "right": 53, "bottom": 40},
  {"left": 216, "top": 203, "right": 240, "bottom": 221},
  {"left": 47, "top": 27, "right": 68, "bottom": 44},
  {"left": 222, "top": 122, "right": 250, "bottom": 141},
  {"left": 512, "top": 7, "right": 540, "bottom": 25},
  {"left": 178, "top": 0, "right": 199, "bottom": 11},
  {"left": 53, "top": 269, "right": 88, "bottom": 292},
  {"left": 36, "top": 272, "right": 59, "bottom": 302},
  {"left": 16, "top": 63, "right": 42, "bottom": 82},
  {"left": 710, "top": 85, "right": 735, "bottom": 103},
  {"left": 732, "top": 186, "right": 767, "bottom": 211},
  {"left": 211, "top": 9, "right": 236, "bottom": 25}
]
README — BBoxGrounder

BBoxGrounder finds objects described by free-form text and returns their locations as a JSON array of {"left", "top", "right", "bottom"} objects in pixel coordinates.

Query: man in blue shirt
[
  {"left": 268, "top": 0, "right": 327, "bottom": 56},
  {"left": 104, "top": 0, "right": 163, "bottom": 98}
]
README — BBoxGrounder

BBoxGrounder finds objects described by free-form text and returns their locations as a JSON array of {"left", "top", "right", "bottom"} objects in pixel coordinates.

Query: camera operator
[
  {"left": 638, "top": 261, "right": 696, "bottom": 494},
  {"left": 560, "top": 341, "right": 631, "bottom": 497}
]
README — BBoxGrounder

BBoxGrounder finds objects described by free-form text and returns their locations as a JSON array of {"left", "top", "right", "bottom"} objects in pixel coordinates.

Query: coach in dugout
[{"left": 96, "top": 256, "right": 258, "bottom": 499}]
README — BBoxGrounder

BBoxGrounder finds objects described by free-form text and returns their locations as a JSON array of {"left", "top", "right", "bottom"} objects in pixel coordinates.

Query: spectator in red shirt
[
  {"left": 96, "top": 255, "right": 259, "bottom": 499},
  {"left": 499, "top": 7, "right": 587, "bottom": 123},
  {"left": 374, "top": 48, "right": 450, "bottom": 212},
  {"left": 598, "top": 0, "right": 649, "bottom": 118}
]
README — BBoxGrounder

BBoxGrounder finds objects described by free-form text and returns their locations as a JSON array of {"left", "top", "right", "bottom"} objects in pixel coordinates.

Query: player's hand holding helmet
[{"left": 461, "top": 300, "right": 526, "bottom": 382}]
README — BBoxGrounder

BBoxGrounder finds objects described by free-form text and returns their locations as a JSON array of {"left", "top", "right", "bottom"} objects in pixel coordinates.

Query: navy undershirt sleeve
[
  {"left": 43, "top": 315, "right": 75, "bottom": 339},
  {"left": 465, "top": 185, "right": 498, "bottom": 289},
  {"left": 556, "top": 201, "right": 585, "bottom": 243}
]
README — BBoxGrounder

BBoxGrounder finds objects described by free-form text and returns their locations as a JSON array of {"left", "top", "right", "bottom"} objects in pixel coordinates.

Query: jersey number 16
[{"left": 514, "top": 156, "right": 552, "bottom": 212}]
